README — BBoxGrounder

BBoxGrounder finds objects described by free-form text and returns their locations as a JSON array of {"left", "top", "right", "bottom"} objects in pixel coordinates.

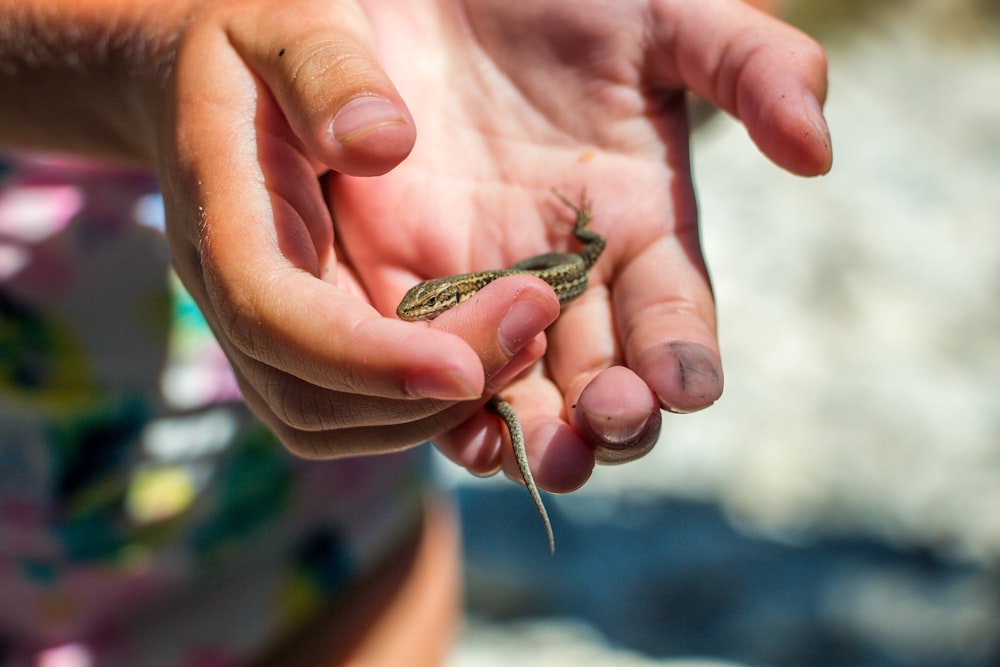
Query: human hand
[
  {"left": 321, "top": 0, "right": 832, "bottom": 488},
  {"left": 152, "top": 0, "right": 830, "bottom": 491}
]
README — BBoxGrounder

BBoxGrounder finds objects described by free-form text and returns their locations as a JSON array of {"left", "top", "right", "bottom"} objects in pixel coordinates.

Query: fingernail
[
  {"left": 804, "top": 94, "right": 833, "bottom": 156},
  {"left": 662, "top": 341, "right": 723, "bottom": 413},
  {"left": 332, "top": 96, "right": 408, "bottom": 144},
  {"left": 407, "top": 369, "right": 480, "bottom": 401},
  {"left": 577, "top": 401, "right": 661, "bottom": 466},
  {"left": 497, "top": 299, "right": 553, "bottom": 357},
  {"left": 584, "top": 411, "right": 653, "bottom": 446}
]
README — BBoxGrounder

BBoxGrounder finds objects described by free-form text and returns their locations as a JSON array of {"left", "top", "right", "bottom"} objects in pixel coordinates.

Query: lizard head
[{"left": 396, "top": 278, "right": 463, "bottom": 321}]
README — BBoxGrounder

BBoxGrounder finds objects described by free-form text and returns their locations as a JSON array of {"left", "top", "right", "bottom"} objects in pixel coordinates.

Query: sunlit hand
[{"left": 160, "top": 0, "right": 830, "bottom": 492}]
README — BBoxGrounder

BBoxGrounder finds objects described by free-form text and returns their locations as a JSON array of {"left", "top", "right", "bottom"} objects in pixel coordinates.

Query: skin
[{"left": 0, "top": 0, "right": 831, "bottom": 495}]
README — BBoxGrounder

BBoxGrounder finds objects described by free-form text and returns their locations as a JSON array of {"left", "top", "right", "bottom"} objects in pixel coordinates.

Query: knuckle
[{"left": 263, "top": 375, "right": 329, "bottom": 432}]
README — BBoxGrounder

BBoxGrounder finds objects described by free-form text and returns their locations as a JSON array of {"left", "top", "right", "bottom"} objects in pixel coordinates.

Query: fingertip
[
  {"left": 746, "top": 93, "right": 833, "bottom": 177},
  {"left": 435, "top": 410, "right": 505, "bottom": 477},
  {"left": 637, "top": 340, "right": 723, "bottom": 414},
  {"left": 234, "top": 2, "right": 415, "bottom": 176},
  {"left": 572, "top": 366, "right": 662, "bottom": 465},
  {"left": 742, "top": 38, "right": 833, "bottom": 176},
  {"left": 543, "top": 425, "right": 595, "bottom": 493},
  {"left": 359, "top": 318, "right": 486, "bottom": 400},
  {"left": 404, "top": 367, "right": 481, "bottom": 402},
  {"left": 431, "top": 276, "right": 561, "bottom": 379},
  {"left": 505, "top": 421, "right": 594, "bottom": 493},
  {"left": 666, "top": 1, "right": 833, "bottom": 177},
  {"left": 801, "top": 92, "right": 834, "bottom": 175},
  {"left": 326, "top": 94, "right": 416, "bottom": 176}
]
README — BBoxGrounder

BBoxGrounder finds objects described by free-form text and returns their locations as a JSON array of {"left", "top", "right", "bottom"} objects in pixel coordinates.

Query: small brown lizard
[{"left": 397, "top": 189, "right": 605, "bottom": 554}]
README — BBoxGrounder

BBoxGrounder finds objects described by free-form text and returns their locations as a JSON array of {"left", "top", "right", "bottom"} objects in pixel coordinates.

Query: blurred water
[
  {"left": 451, "top": 3, "right": 1000, "bottom": 666},
  {"left": 457, "top": 490, "right": 1000, "bottom": 667}
]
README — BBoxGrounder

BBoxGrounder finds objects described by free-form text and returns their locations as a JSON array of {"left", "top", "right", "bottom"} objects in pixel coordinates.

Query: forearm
[{"left": 0, "top": 0, "right": 190, "bottom": 164}]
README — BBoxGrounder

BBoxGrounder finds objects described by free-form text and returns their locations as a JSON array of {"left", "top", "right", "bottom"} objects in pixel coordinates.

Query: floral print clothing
[{"left": 0, "top": 154, "right": 429, "bottom": 667}]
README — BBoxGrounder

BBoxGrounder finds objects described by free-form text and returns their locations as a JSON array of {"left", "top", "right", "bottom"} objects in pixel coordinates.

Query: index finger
[{"left": 648, "top": 0, "right": 832, "bottom": 176}]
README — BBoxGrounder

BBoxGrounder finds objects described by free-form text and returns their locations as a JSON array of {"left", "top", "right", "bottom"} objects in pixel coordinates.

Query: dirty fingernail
[
  {"left": 586, "top": 410, "right": 661, "bottom": 465},
  {"left": 584, "top": 411, "right": 653, "bottom": 445},
  {"left": 662, "top": 341, "right": 723, "bottom": 413}
]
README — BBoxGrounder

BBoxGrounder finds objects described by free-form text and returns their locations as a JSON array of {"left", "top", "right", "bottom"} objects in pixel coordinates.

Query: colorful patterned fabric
[{"left": 0, "top": 154, "right": 429, "bottom": 666}]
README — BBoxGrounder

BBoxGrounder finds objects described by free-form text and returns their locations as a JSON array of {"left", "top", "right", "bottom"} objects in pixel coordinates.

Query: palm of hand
[
  {"left": 335, "top": 0, "right": 693, "bottom": 314},
  {"left": 323, "top": 1, "right": 705, "bottom": 478}
]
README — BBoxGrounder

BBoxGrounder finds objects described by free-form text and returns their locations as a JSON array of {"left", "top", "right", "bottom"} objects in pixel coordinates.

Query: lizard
[{"left": 397, "top": 189, "right": 605, "bottom": 554}]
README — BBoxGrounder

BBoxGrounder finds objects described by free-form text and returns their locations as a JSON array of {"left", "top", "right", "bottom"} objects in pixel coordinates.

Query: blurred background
[{"left": 446, "top": 1, "right": 1000, "bottom": 665}]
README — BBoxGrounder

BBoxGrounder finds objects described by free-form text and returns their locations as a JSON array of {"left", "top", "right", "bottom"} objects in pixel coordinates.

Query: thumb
[{"left": 230, "top": 0, "right": 414, "bottom": 176}]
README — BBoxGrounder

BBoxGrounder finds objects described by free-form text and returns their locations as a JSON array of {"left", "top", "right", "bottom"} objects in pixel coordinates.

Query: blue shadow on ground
[{"left": 459, "top": 487, "right": 1000, "bottom": 667}]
